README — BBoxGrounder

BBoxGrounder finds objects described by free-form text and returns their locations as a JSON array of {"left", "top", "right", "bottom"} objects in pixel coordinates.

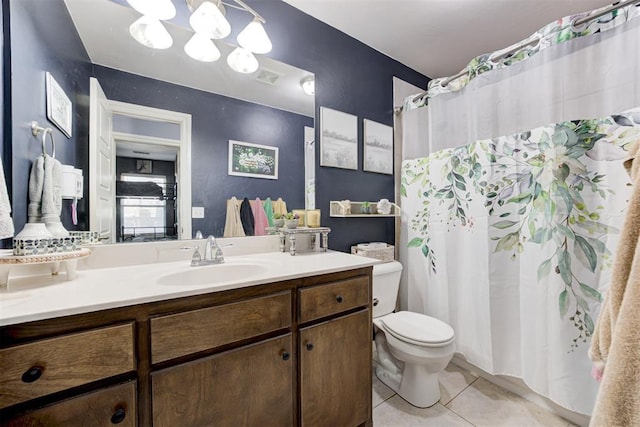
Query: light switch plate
[{"left": 192, "top": 207, "right": 205, "bottom": 218}]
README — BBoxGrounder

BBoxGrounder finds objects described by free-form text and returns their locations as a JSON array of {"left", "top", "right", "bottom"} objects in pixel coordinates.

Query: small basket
[{"left": 351, "top": 243, "right": 394, "bottom": 262}]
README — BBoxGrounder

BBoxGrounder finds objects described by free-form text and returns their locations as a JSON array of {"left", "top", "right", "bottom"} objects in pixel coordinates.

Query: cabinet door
[
  {"left": 4, "top": 381, "right": 136, "bottom": 427},
  {"left": 152, "top": 334, "right": 293, "bottom": 427},
  {"left": 300, "top": 310, "right": 371, "bottom": 427}
]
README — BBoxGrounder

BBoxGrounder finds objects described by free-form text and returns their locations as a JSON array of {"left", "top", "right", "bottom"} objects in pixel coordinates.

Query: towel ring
[
  {"left": 30, "top": 121, "right": 55, "bottom": 159},
  {"left": 41, "top": 128, "right": 55, "bottom": 159}
]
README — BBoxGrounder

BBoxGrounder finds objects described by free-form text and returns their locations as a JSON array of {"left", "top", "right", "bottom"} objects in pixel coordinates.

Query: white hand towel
[
  {"left": 0, "top": 158, "right": 14, "bottom": 239},
  {"left": 28, "top": 156, "right": 44, "bottom": 223},
  {"left": 41, "top": 154, "right": 62, "bottom": 224}
]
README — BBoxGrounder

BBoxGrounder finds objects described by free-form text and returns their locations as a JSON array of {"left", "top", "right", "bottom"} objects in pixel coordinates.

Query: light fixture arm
[
  {"left": 227, "top": 0, "right": 265, "bottom": 24},
  {"left": 186, "top": 0, "right": 265, "bottom": 24}
]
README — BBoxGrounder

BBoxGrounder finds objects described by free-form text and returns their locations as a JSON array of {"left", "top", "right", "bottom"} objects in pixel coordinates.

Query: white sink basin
[{"left": 157, "top": 263, "right": 268, "bottom": 287}]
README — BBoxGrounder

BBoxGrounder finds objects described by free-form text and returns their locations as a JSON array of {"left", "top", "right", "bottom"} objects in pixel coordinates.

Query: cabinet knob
[
  {"left": 336, "top": 295, "right": 344, "bottom": 303},
  {"left": 306, "top": 343, "right": 314, "bottom": 351},
  {"left": 21, "top": 366, "right": 43, "bottom": 383},
  {"left": 281, "top": 351, "right": 290, "bottom": 361},
  {"left": 111, "top": 407, "right": 126, "bottom": 424}
]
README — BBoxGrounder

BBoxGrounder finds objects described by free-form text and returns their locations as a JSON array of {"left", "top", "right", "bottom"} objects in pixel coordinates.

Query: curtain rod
[{"left": 412, "top": 0, "right": 639, "bottom": 103}]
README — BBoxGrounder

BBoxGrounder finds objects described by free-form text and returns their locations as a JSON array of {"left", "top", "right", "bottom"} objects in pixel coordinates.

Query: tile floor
[{"left": 372, "top": 361, "right": 575, "bottom": 426}]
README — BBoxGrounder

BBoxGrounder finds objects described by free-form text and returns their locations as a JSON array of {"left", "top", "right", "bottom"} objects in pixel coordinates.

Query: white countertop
[{"left": 0, "top": 250, "right": 378, "bottom": 327}]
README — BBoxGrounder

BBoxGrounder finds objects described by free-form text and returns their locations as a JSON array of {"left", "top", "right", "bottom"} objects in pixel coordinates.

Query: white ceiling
[{"left": 283, "top": 0, "right": 614, "bottom": 78}]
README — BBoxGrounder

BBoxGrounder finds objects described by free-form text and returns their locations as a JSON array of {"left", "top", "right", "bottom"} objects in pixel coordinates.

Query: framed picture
[
  {"left": 320, "top": 107, "right": 358, "bottom": 170},
  {"left": 228, "top": 140, "right": 279, "bottom": 180},
  {"left": 363, "top": 119, "right": 393, "bottom": 175},
  {"left": 45, "top": 72, "right": 72, "bottom": 138},
  {"left": 136, "top": 159, "right": 153, "bottom": 174}
]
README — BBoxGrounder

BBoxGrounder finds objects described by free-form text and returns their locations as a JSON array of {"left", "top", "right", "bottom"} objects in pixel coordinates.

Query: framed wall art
[
  {"left": 320, "top": 106, "right": 358, "bottom": 170},
  {"left": 363, "top": 119, "right": 393, "bottom": 174},
  {"left": 228, "top": 140, "right": 279, "bottom": 180},
  {"left": 46, "top": 72, "right": 72, "bottom": 138}
]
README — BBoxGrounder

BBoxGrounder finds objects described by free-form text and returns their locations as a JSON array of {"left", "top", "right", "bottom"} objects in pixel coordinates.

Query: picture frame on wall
[
  {"left": 320, "top": 106, "right": 358, "bottom": 170},
  {"left": 45, "top": 72, "right": 73, "bottom": 138},
  {"left": 363, "top": 119, "right": 393, "bottom": 175},
  {"left": 228, "top": 140, "right": 279, "bottom": 180}
]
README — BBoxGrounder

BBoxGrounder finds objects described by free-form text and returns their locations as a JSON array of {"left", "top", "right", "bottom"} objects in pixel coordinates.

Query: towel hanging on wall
[
  {"left": 0, "top": 159, "right": 14, "bottom": 239},
  {"left": 223, "top": 196, "right": 245, "bottom": 237},
  {"left": 251, "top": 198, "right": 269, "bottom": 236},
  {"left": 239, "top": 197, "right": 255, "bottom": 236}
]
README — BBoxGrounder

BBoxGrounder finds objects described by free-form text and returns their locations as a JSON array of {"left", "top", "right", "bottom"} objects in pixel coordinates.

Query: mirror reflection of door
[{"left": 89, "top": 77, "right": 192, "bottom": 243}]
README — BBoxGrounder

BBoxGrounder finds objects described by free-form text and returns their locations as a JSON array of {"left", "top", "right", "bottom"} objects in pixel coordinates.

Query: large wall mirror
[{"left": 10, "top": 0, "right": 315, "bottom": 243}]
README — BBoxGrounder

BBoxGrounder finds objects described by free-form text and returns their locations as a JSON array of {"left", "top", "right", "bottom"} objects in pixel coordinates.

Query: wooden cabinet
[
  {"left": 3, "top": 381, "right": 136, "bottom": 427},
  {"left": 0, "top": 267, "right": 372, "bottom": 426},
  {"left": 152, "top": 334, "right": 293, "bottom": 427},
  {"left": 0, "top": 323, "right": 135, "bottom": 409}
]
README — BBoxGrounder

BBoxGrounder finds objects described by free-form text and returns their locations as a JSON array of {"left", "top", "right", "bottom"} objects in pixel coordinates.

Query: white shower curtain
[{"left": 399, "top": 5, "right": 640, "bottom": 415}]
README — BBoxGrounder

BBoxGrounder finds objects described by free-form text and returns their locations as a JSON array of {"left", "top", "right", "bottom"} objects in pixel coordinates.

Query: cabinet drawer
[
  {"left": 299, "top": 276, "right": 369, "bottom": 323},
  {"left": 0, "top": 323, "right": 135, "bottom": 409},
  {"left": 4, "top": 381, "right": 136, "bottom": 427},
  {"left": 151, "top": 291, "right": 291, "bottom": 363}
]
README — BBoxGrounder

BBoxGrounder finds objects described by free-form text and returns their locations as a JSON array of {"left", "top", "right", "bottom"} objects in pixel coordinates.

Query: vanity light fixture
[
  {"left": 184, "top": 33, "right": 221, "bottom": 62},
  {"left": 188, "top": 1, "right": 231, "bottom": 40},
  {"left": 227, "top": 47, "right": 259, "bottom": 74},
  {"left": 127, "top": 0, "right": 175, "bottom": 49},
  {"left": 127, "top": 0, "right": 272, "bottom": 72},
  {"left": 237, "top": 18, "right": 272, "bottom": 54},
  {"left": 300, "top": 76, "right": 315, "bottom": 96},
  {"left": 129, "top": 15, "right": 174, "bottom": 50},
  {"left": 126, "top": 0, "right": 176, "bottom": 20}
]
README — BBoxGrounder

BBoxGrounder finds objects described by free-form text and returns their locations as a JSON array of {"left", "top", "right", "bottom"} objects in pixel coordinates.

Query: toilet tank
[{"left": 372, "top": 261, "right": 403, "bottom": 318}]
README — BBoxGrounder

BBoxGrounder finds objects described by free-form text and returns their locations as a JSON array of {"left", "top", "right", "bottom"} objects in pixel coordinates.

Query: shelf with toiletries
[{"left": 329, "top": 200, "right": 400, "bottom": 217}]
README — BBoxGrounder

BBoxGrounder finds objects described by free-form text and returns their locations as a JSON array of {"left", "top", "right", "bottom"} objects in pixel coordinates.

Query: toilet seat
[{"left": 380, "top": 311, "right": 454, "bottom": 347}]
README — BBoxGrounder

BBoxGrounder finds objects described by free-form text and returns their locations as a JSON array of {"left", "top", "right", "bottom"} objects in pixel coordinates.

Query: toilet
[{"left": 372, "top": 261, "right": 455, "bottom": 408}]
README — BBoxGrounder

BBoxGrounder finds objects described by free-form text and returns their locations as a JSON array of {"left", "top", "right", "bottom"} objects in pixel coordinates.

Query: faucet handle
[
  {"left": 190, "top": 247, "right": 202, "bottom": 266},
  {"left": 195, "top": 230, "right": 203, "bottom": 239}
]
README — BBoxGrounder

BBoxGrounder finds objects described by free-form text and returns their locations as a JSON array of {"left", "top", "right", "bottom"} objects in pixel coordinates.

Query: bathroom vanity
[{"left": 0, "top": 249, "right": 375, "bottom": 426}]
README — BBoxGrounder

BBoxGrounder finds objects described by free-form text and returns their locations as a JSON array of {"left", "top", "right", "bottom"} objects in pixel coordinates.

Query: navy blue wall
[
  {"left": 94, "top": 65, "right": 312, "bottom": 237},
  {"left": 4, "top": 0, "right": 428, "bottom": 251},
  {"left": 245, "top": 0, "right": 429, "bottom": 251},
  {"left": 8, "top": 0, "right": 92, "bottom": 235}
]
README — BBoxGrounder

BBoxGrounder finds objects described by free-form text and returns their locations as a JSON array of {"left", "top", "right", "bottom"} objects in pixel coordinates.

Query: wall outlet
[{"left": 192, "top": 207, "right": 205, "bottom": 218}]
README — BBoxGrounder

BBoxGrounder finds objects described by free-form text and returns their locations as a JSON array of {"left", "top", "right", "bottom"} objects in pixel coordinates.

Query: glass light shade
[
  {"left": 301, "top": 77, "right": 315, "bottom": 96},
  {"left": 184, "top": 33, "right": 221, "bottom": 62},
  {"left": 226, "top": 47, "right": 259, "bottom": 74},
  {"left": 189, "top": 1, "right": 231, "bottom": 40},
  {"left": 237, "top": 19, "right": 272, "bottom": 54},
  {"left": 129, "top": 16, "right": 173, "bottom": 49},
  {"left": 126, "top": 0, "right": 176, "bottom": 20}
]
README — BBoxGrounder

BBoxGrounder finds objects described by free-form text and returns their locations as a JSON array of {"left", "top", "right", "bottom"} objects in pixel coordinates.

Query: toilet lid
[{"left": 380, "top": 311, "right": 454, "bottom": 345}]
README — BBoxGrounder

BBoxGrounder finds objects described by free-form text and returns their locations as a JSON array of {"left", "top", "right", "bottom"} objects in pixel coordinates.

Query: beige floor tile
[
  {"left": 446, "top": 378, "right": 569, "bottom": 427},
  {"left": 373, "top": 371, "right": 396, "bottom": 408},
  {"left": 439, "top": 362, "right": 479, "bottom": 405},
  {"left": 374, "top": 395, "right": 473, "bottom": 426}
]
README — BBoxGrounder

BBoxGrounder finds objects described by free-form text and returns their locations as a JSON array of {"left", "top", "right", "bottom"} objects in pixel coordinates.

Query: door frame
[{"left": 94, "top": 99, "right": 192, "bottom": 241}]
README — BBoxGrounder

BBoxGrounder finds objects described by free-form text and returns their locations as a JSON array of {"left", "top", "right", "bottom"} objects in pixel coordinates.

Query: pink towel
[{"left": 251, "top": 198, "right": 269, "bottom": 236}]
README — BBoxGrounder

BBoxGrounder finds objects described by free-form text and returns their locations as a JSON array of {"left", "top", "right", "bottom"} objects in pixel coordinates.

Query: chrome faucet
[
  {"left": 189, "top": 235, "right": 224, "bottom": 266},
  {"left": 182, "top": 235, "right": 226, "bottom": 266}
]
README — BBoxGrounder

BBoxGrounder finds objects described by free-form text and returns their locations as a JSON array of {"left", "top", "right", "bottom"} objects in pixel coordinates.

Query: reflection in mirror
[{"left": 11, "top": 0, "right": 316, "bottom": 242}]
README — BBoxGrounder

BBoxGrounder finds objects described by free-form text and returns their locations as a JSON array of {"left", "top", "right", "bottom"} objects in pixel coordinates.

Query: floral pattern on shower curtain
[{"left": 402, "top": 109, "right": 639, "bottom": 412}]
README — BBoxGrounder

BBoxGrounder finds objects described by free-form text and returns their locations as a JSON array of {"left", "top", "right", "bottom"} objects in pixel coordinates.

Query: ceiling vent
[{"left": 254, "top": 68, "right": 281, "bottom": 86}]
